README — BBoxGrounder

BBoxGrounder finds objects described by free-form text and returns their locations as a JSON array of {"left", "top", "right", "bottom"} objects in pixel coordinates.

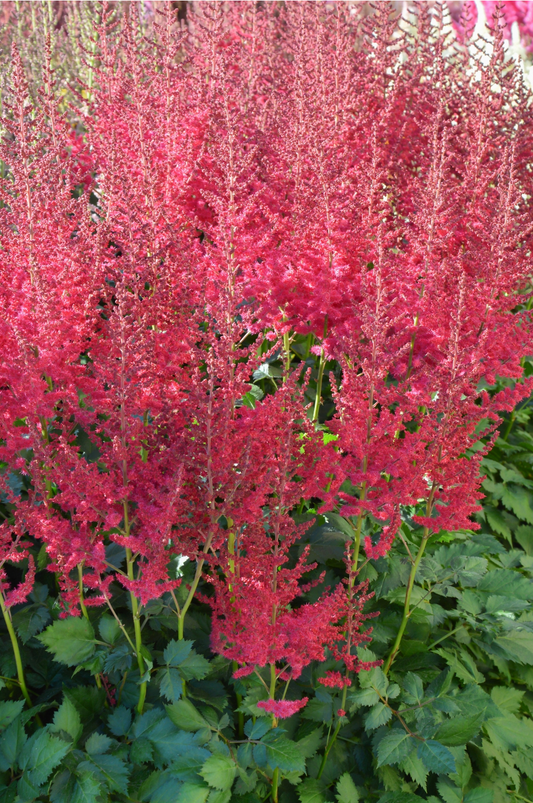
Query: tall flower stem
[
  {"left": 125, "top": 546, "right": 146, "bottom": 714},
  {"left": 317, "top": 683, "right": 349, "bottom": 780},
  {"left": 269, "top": 663, "right": 279, "bottom": 803},
  {"left": 0, "top": 593, "right": 31, "bottom": 708},
  {"left": 312, "top": 317, "right": 328, "bottom": 423},
  {"left": 383, "top": 486, "right": 436, "bottom": 674}
]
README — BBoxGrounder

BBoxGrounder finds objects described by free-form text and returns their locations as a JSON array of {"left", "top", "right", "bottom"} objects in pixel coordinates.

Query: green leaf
[
  {"left": 19, "top": 730, "right": 70, "bottom": 785},
  {"left": 417, "top": 741, "right": 456, "bottom": 775},
  {"left": 52, "top": 698, "right": 83, "bottom": 743},
  {"left": 160, "top": 667, "right": 183, "bottom": 702},
  {"left": 0, "top": 716, "right": 27, "bottom": 770},
  {"left": 37, "top": 618, "right": 95, "bottom": 666},
  {"left": 335, "top": 772, "right": 359, "bottom": 802},
  {"left": 0, "top": 701, "right": 25, "bottom": 730},
  {"left": 500, "top": 484, "right": 533, "bottom": 523},
  {"left": 477, "top": 569, "right": 533, "bottom": 599},
  {"left": 107, "top": 706, "right": 132, "bottom": 737},
  {"left": 433, "top": 714, "right": 483, "bottom": 746},
  {"left": 130, "top": 738, "right": 154, "bottom": 764},
  {"left": 16, "top": 773, "right": 42, "bottom": 803},
  {"left": 483, "top": 713, "right": 533, "bottom": 751},
  {"left": 490, "top": 686, "right": 524, "bottom": 715},
  {"left": 84, "top": 733, "right": 113, "bottom": 755},
  {"left": 263, "top": 735, "right": 305, "bottom": 774},
  {"left": 78, "top": 754, "right": 130, "bottom": 793},
  {"left": 49, "top": 770, "right": 101, "bottom": 803},
  {"left": 402, "top": 673, "right": 424, "bottom": 705},
  {"left": 163, "top": 640, "right": 193, "bottom": 666},
  {"left": 296, "top": 728, "right": 323, "bottom": 759},
  {"left": 298, "top": 778, "right": 325, "bottom": 803},
  {"left": 207, "top": 790, "right": 231, "bottom": 803},
  {"left": 98, "top": 615, "right": 121, "bottom": 644},
  {"left": 399, "top": 751, "right": 428, "bottom": 791},
  {"left": 364, "top": 703, "right": 392, "bottom": 731},
  {"left": 436, "top": 780, "right": 462, "bottom": 803},
  {"left": 171, "top": 748, "right": 211, "bottom": 782},
  {"left": 376, "top": 731, "right": 414, "bottom": 767},
  {"left": 491, "top": 629, "right": 533, "bottom": 664},
  {"left": 463, "top": 791, "right": 493, "bottom": 803},
  {"left": 176, "top": 784, "right": 209, "bottom": 803},
  {"left": 166, "top": 699, "right": 210, "bottom": 732},
  {"left": 244, "top": 719, "right": 271, "bottom": 740},
  {"left": 200, "top": 754, "right": 236, "bottom": 791},
  {"left": 179, "top": 651, "right": 210, "bottom": 681},
  {"left": 348, "top": 688, "right": 379, "bottom": 709}
]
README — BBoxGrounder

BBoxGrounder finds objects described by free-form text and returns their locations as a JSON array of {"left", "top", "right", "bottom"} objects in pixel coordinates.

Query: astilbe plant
[{"left": 0, "top": 1, "right": 533, "bottom": 792}]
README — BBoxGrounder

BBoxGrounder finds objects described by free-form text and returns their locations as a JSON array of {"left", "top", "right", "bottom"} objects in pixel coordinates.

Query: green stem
[
  {"left": 0, "top": 594, "right": 32, "bottom": 708},
  {"left": 312, "top": 318, "right": 328, "bottom": 423},
  {"left": 427, "top": 623, "right": 466, "bottom": 651},
  {"left": 269, "top": 665, "right": 279, "bottom": 803},
  {"left": 317, "top": 683, "right": 348, "bottom": 779},
  {"left": 126, "top": 547, "right": 146, "bottom": 714},
  {"left": 283, "top": 330, "right": 291, "bottom": 375},
  {"left": 383, "top": 527, "right": 430, "bottom": 675}
]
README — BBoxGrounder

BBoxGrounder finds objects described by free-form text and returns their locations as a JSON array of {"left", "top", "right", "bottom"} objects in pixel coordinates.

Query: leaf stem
[{"left": 0, "top": 593, "right": 32, "bottom": 708}]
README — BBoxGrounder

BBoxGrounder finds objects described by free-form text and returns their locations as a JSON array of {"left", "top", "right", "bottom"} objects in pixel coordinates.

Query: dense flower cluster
[{"left": 0, "top": 1, "right": 532, "bottom": 697}]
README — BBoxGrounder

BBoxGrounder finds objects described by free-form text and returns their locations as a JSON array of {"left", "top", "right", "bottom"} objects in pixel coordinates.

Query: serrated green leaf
[
  {"left": 98, "top": 615, "right": 121, "bottom": 644},
  {"left": 170, "top": 748, "right": 211, "bottom": 782},
  {"left": 349, "top": 688, "right": 379, "bottom": 709},
  {"left": 417, "top": 740, "right": 456, "bottom": 774},
  {"left": 399, "top": 751, "right": 428, "bottom": 791},
  {"left": 298, "top": 778, "right": 325, "bottom": 803},
  {"left": 179, "top": 651, "right": 210, "bottom": 681},
  {"left": 0, "top": 701, "right": 25, "bottom": 730},
  {"left": 166, "top": 699, "right": 210, "bottom": 732},
  {"left": 364, "top": 703, "right": 392, "bottom": 731},
  {"left": 263, "top": 736, "right": 305, "bottom": 774},
  {"left": 335, "top": 772, "right": 359, "bottom": 802},
  {"left": 159, "top": 667, "right": 183, "bottom": 702},
  {"left": 106, "top": 705, "right": 131, "bottom": 737},
  {"left": 200, "top": 754, "right": 236, "bottom": 791},
  {"left": 84, "top": 733, "right": 113, "bottom": 755},
  {"left": 0, "top": 716, "right": 26, "bottom": 771},
  {"left": 37, "top": 618, "right": 95, "bottom": 666},
  {"left": 463, "top": 790, "right": 493, "bottom": 803},
  {"left": 244, "top": 718, "right": 271, "bottom": 740},
  {"left": 301, "top": 695, "right": 332, "bottom": 723},
  {"left": 296, "top": 728, "right": 323, "bottom": 759},
  {"left": 402, "top": 673, "right": 424, "bottom": 705},
  {"left": 17, "top": 773, "right": 42, "bottom": 803},
  {"left": 436, "top": 779, "right": 462, "bottom": 803},
  {"left": 176, "top": 784, "right": 209, "bottom": 803},
  {"left": 434, "top": 713, "right": 483, "bottom": 746},
  {"left": 483, "top": 713, "right": 533, "bottom": 751},
  {"left": 52, "top": 698, "right": 82, "bottom": 743},
  {"left": 377, "top": 730, "right": 414, "bottom": 767},
  {"left": 130, "top": 737, "right": 154, "bottom": 764},
  {"left": 163, "top": 639, "right": 193, "bottom": 666},
  {"left": 491, "top": 629, "right": 533, "bottom": 664},
  {"left": 78, "top": 754, "right": 130, "bottom": 793},
  {"left": 19, "top": 730, "right": 70, "bottom": 785},
  {"left": 490, "top": 686, "right": 524, "bottom": 715},
  {"left": 49, "top": 770, "right": 101, "bottom": 803},
  {"left": 478, "top": 569, "right": 533, "bottom": 599},
  {"left": 207, "top": 790, "right": 231, "bottom": 803}
]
